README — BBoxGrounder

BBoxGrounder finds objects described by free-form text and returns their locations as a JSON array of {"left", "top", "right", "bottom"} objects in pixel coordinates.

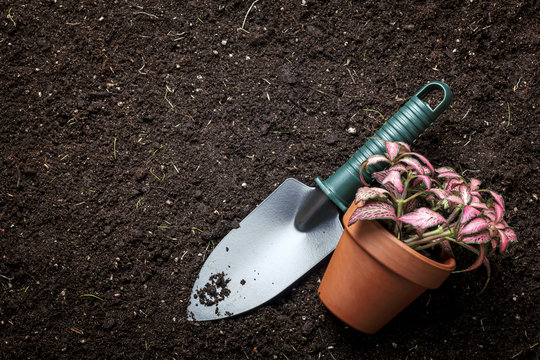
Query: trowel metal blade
[{"left": 187, "top": 178, "right": 343, "bottom": 321}]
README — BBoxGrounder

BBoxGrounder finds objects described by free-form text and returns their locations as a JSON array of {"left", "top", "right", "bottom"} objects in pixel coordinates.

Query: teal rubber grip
[{"left": 315, "top": 81, "right": 452, "bottom": 212}]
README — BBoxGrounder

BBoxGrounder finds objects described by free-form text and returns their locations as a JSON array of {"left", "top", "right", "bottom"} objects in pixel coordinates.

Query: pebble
[
  {"left": 326, "top": 135, "right": 338, "bottom": 145},
  {"left": 241, "top": 182, "right": 247, "bottom": 188},
  {"left": 347, "top": 127, "right": 357, "bottom": 134}
]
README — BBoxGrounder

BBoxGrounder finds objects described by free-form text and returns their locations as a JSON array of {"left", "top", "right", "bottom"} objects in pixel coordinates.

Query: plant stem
[
  {"left": 405, "top": 226, "right": 457, "bottom": 247},
  {"left": 412, "top": 238, "right": 447, "bottom": 251},
  {"left": 446, "top": 206, "right": 462, "bottom": 224}
]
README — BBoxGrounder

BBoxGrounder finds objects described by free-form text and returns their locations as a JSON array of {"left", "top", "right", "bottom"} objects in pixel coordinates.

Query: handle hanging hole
[{"left": 418, "top": 87, "right": 444, "bottom": 111}]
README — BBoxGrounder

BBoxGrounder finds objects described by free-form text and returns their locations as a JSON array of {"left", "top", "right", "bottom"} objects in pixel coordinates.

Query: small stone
[
  {"left": 326, "top": 135, "right": 338, "bottom": 145},
  {"left": 212, "top": 50, "right": 218, "bottom": 55},
  {"left": 347, "top": 127, "right": 357, "bottom": 134},
  {"left": 221, "top": 40, "right": 227, "bottom": 45},
  {"left": 241, "top": 182, "right": 247, "bottom": 188}
]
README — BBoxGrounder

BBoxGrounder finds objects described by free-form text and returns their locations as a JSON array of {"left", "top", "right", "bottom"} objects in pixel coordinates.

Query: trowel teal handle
[{"left": 315, "top": 81, "right": 452, "bottom": 212}]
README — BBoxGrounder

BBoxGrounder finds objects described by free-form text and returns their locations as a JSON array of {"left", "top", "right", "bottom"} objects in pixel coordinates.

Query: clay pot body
[{"left": 318, "top": 203, "right": 456, "bottom": 334}]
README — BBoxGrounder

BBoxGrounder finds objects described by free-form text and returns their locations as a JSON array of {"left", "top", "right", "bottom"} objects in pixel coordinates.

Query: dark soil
[{"left": 1, "top": 1, "right": 538, "bottom": 359}]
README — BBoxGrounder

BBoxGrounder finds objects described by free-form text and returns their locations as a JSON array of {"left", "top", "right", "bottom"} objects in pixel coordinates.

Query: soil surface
[{"left": 1, "top": 1, "right": 538, "bottom": 359}]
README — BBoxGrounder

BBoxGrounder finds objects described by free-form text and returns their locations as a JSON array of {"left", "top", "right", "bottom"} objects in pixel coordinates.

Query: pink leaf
[
  {"left": 413, "top": 175, "right": 432, "bottom": 189},
  {"left": 438, "top": 171, "right": 462, "bottom": 180},
  {"left": 498, "top": 229, "right": 509, "bottom": 252},
  {"left": 470, "top": 178, "right": 481, "bottom": 191},
  {"left": 427, "top": 189, "right": 463, "bottom": 206},
  {"left": 494, "top": 203, "right": 504, "bottom": 223},
  {"left": 382, "top": 170, "right": 404, "bottom": 193},
  {"left": 446, "top": 178, "right": 465, "bottom": 192},
  {"left": 446, "top": 194, "right": 464, "bottom": 205},
  {"left": 372, "top": 169, "right": 390, "bottom": 184},
  {"left": 460, "top": 217, "right": 489, "bottom": 236},
  {"left": 404, "top": 198, "right": 417, "bottom": 214},
  {"left": 504, "top": 227, "right": 517, "bottom": 242},
  {"left": 461, "top": 205, "right": 481, "bottom": 225},
  {"left": 461, "top": 231, "right": 491, "bottom": 244},
  {"left": 471, "top": 201, "right": 489, "bottom": 210},
  {"left": 499, "top": 227, "right": 517, "bottom": 253},
  {"left": 459, "top": 185, "right": 472, "bottom": 205},
  {"left": 386, "top": 142, "right": 400, "bottom": 161},
  {"left": 489, "top": 191, "right": 504, "bottom": 208},
  {"left": 397, "top": 141, "right": 411, "bottom": 152},
  {"left": 348, "top": 202, "right": 396, "bottom": 225},
  {"left": 388, "top": 164, "right": 408, "bottom": 173},
  {"left": 366, "top": 155, "right": 391, "bottom": 167},
  {"left": 398, "top": 208, "right": 446, "bottom": 229},
  {"left": 354, "top": 187, "right": 389, "bottom": 203},
  {"left": 470, "top": 192, "right": 483, "bottom": 203},
  {"left": 428, "top": 189, "right": 449, "bottom": 199},
  {"left": 407, "top": 152, "right": 435, "bottom": 173},
  {"left": 436, "top": 167, "right": 456, "bottom": 173},
  {"left": 399, "top": 157, "right": 425, "bottom": 174},
  {"left": 483, "top": 209, "right": 496, "bottom": 222}
]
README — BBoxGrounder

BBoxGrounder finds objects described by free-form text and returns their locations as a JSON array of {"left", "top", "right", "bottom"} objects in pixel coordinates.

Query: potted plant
[{"left": 318, "top": 140, "right": 517, "bottom": 334}]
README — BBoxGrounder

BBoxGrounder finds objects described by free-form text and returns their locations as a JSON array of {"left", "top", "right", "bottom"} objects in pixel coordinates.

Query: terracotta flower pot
[{"left": 318, "top": 203, "right": 456, "bottom": 334}]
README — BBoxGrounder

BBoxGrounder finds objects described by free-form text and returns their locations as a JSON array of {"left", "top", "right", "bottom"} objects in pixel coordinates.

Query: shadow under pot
[{"left": 318, "top": 203, "right": 456, "bottom": 334}]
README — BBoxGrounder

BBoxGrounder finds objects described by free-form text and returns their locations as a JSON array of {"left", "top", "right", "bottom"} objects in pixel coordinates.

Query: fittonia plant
[{"left": 350, "top": 140, "right": 517, "bottom": 282}]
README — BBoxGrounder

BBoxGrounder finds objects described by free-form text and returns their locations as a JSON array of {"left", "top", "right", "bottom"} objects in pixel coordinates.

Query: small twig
[
  {"left": 167, "top": 31, "right": 186, "bottom": 41},
  {"left": 506, "top": 102, "right": 511, "bottom": 127},
  {"left": 464, "top": 130, "right": 476, "bottom": 146},
  {"left": 15, "top": 165, "right": 21, "bottom": 188},
  {"left": 362, "top": 108, "right": 385, "bottom": 119},
  {"left": 346, "top": 68, "right": 356, "bottom": 84},
  {"left": 138, "top": 57, "right": 146, "bottom": 74},
  {"left": 153, "top": 144, "right": 164, "bottom": 156},
  {"left": 513, "top": 77, "right": 522, "bottom": 92},
  {"left": 133, "top": 11, "right": 159, "bottom": 18},
  {"left": 462, "top": 107, "right": 472, "bottom": 120},
  {"left": 113, "top": 137, "right": 117, "bottom": 159},
  {"left": 7, "top": 8, "right": 16, "bottom": 27},
  {"left": 164, "top": 85, "right": 174, "bottom": 108},
  {"left": 80, "top": 294, "right": 104, "bottom": 301},
  {"left": 240, "top": 0, "right": 260, "bottom": 31},
  {"left": 149, "top": 168, "right": 165, "bottom": 182},
  {"left": 180, "top": 250, "right": 188, "bottom": 260}
]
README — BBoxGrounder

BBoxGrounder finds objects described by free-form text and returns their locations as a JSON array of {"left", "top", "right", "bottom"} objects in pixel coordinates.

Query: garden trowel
[{"left": 187, "top": 81, "right": 452, "bottom": 321}]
